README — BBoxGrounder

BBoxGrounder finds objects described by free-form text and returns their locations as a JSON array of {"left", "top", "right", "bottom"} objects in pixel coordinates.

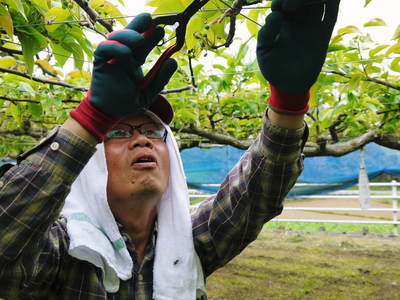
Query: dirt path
[{"left": 277, "top": 198, "right": 394, "bottom": 221}]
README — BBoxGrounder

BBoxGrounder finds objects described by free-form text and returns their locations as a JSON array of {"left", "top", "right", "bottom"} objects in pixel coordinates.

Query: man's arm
[
  {"left": 62, "top": 118, "right": 98, "bottom": 146},
  {"left": 267, "top": 109, "right": 304, "bottom": 129},
  {"left": 191, "top": 111, "right": 308, "bottom": 276},
  {"left": 191, "top": 0, "right": 340, "bottom": 276},
  {"left": 0, "top": 125, "right": 96, "bottom": 298}
]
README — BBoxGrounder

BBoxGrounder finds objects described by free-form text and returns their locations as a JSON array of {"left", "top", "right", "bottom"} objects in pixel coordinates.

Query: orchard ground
[
  {"left": 206, "top": 197, "right": 400, "bottom": 299},
  {"left": 206, "top": 231, "right": 400, "bottom": 300}
]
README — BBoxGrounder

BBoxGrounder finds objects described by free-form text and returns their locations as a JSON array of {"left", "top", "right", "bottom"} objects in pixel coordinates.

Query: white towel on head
[{"left": 62, "top": 110, "right": 205, "bottom": 298}]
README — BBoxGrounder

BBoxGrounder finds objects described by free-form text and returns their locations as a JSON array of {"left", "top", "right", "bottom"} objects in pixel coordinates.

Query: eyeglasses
[{"left": 105, "top": 122, "right": 168, "bottom": 141}]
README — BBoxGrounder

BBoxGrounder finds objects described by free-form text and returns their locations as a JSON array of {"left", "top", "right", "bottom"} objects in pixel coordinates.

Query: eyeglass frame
[{"left": 105, "top": 121, "right": 168, "bottom": 142}]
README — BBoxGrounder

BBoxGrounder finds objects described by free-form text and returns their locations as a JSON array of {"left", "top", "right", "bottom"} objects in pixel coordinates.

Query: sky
[
  {"left": 80, "top": 0, "right": 400, "bottom": 72},
  {"left": 121, "top": 0, "right": 400, "bottom": 43}
]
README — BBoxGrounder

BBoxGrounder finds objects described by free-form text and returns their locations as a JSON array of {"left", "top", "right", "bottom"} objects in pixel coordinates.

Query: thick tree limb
[
  {"left": 375, "top": 134, "right": 400, "bottom": 150},
  {"left": 0, "top": 67, "right": 88, "bottom": 91},
  {"left": 73, "top": 0, "right": 113, "bottom": 33},
  {"left": 303, "top": 130, "right": 379, "bottom": 157},
  {"left": 329, "top": 70, "right": 400, "bottom": 91},
  {"left": 176, "top": 125, "right": 400, "bottom": 156},
  {"left": 178, "top": 125, "right": 252, "bottom": 149}
]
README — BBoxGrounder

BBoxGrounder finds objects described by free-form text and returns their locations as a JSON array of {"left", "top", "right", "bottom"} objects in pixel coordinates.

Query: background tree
[{"left": 0, "top": 0, "right": 399, "bottom": 160}]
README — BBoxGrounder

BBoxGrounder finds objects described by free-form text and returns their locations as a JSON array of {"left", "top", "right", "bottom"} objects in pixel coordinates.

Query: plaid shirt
[{"left": 0, "top": 114, "right": 307, "bottom": 299}]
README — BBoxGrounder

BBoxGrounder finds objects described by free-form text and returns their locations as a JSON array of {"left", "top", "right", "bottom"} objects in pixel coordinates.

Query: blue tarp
[{"left": 181, "top": 143, "right": 400, "bottom": 194}]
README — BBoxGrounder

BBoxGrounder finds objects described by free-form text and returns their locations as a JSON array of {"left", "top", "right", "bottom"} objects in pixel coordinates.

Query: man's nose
[{"left": 127, "top": 130, "right": 154, "bottom": 148}]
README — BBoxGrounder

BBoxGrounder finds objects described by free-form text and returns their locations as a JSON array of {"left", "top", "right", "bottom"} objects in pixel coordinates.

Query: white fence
[{"left": 189, "top": 180, "right": 400, "bottom": 235}]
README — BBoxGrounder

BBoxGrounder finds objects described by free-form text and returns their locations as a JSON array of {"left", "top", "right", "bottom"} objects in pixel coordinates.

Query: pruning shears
[{"left": 139, "top": 0, "right": 210, "bottom": 90}]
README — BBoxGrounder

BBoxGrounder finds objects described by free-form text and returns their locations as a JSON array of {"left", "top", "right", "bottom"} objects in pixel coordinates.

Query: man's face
[{"left": 104, "top": 113, "right": 170, "bottom": 204}]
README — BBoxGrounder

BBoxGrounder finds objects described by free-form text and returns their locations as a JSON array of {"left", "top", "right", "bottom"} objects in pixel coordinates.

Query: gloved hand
[
  {"left": 70, "top": 13, "right": 177, "bottom": 142},
  {"left": 256, "top": 0, "right": 340, "bottom": 114}
]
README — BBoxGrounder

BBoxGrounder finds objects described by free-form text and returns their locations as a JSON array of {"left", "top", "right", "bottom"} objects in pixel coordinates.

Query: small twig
[
  {"left": 72, "top": 0, "right": 114, "bottom": 33},
  {"left": 0, "top": 46, "right": 23, "bottom": 55},
  {"left": 161, "top": 86, "right": 194, "bottom": 94},
  {"left": 328, "top": 70, "right": 400, "bottom": 91},
  {"left": 218, "top": 0, "right": 261, "bottom": 26},
  {"left": 0, "top": 96, "right": 80, "bottom": 104},
  {"left": 188, "top": 54, "right": 197, "bottom": 88},
  {"left": 377, "top": 107, "right": 400, "bottom": 115},
  {"left": 210, "top": 0, "right": 258, "bottom": 49}
]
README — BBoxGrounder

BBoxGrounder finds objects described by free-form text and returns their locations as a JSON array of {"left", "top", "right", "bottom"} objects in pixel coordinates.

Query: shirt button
[{"left": 50, "top": 142, "right": 60, "bottom": 151}]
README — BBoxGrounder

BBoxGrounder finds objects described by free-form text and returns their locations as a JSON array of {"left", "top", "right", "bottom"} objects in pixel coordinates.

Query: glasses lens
[
  {"left": 139, "top": 123, "right": 165, "bottom": 139},
  {"left": 106, "top": 124, "right": 131, "bottom": 139}
]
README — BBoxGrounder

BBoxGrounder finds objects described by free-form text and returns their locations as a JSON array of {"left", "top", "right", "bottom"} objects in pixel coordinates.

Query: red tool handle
[
  {"left": 106, "top": 24, "right": 178, "bottom": 90},
  {"left": 139, "top": 44, "right": 178, "bottom": 90}
]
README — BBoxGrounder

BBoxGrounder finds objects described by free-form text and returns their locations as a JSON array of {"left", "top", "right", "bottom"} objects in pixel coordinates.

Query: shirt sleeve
[
  {"left": 0, "top": 126, "right": 96, "bottom": 298},
  {"left": 191, "top": 112, "right": 308, "bottom": 277}
]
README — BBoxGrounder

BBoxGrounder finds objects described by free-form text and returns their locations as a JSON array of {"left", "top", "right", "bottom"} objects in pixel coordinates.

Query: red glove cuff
[
  {"left": 70, "top": 93, "right": 121, "bottom": 143},
  {"left": 268, "top": 84, "right": 310, "bottom": 115}
]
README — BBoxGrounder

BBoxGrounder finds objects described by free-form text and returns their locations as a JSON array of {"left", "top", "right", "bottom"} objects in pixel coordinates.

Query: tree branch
[
  {"left": 0, "top": 96, "right": 80, "bottom": 104},
  {"left": 0, "top": 46, "right": 23, "bottom": 55},
  {"left": 72, "top": 0, "right": 114, "bottom": 33},
  {"left": 209, "top": 0, "right": 247, "bottom": 49},
  {"left": 177, "top": 125, "right": 252, "bottom": 149},
  {"left": 0, "top": 129, "right": 44, "bottom": 139},
  {"left": 161, "top": 86, "right": 194, "bottom": 94},
  {"left": 303, "top": 130, "right": 379, "bottom": 157},
  {"left": 329, "top": 70, "right": 400, "bottom": 91},
  {"left": 188, "top": 54, "right": 197, "bottom": 88},
  {"left": 0, "top": 67, "right": 88, "bottom": 91},
  {"left": 375, "top": 134, "right": 400, "bottom": 150}
]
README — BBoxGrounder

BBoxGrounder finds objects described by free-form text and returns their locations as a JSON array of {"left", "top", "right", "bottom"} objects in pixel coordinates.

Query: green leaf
[
  {"left": 30, "top": 0, "right": 49, "bottom": 14},
  {"left": 392, "top": 24, "right": 400, "bottom": 40},
  {"left": 15, "top": 26, "right": 47, "bottom": 74},
  {"left": 45, "top": 7, "right": 71, "bottom": 32},
  {"left": 327, "top": 43, "right": 347, "bottom": 52},
  {"left": 28, "top": 102, "right": 43, "bottom": 117},
  {"left": 69, "top": 26, "right": 93, "bottom": 61},
  {"left": 369, "top": 45, "right": 389, "bottom": 57},
  {"left": 385, "top": 43, "right": 400, "bottom": 55},
  {"left": 185, "top": 16, "right": 204, "bottom": 50},
  {"left": 89, "top": 0, "right": 127, "bottom": 26},
  {"left": 363, "top": 18, "right": 386, "bottom": 27},
  {"left": 0, "top": 56, "right": 16, "bottom": 68},
  {"left": 390, "top": 58, "right": 400, "bottom": 73},
  {"left": 332, "top": 26, "right": 360, "bottom": 41},
  {"left": 3, "top": 0, "right": 26, "bottom": 20},
  {"left": 50, "top": 41, "right": 70, "bottom": 67},
  {"left": 0, "top": 5, "right": 13, "bottom": 37},
  {"left": 347, "top": 74, "right": 363, "bottom": 92},
  {"left": 364, "top": 0, "right": 373, "bottom": 6},
  {"left": 146, "top": 0, "right": 185, "bottom": 14},
  {"left": 6, "top": 102, "right": 21, "bottom": 123},
  {"left": 246, "top": 9, "right": 259, "bottom": 36}
]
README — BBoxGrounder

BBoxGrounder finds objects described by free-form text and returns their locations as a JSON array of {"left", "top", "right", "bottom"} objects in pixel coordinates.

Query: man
[{"left": 0, "top": 0, "right": 340, "bottom": 299}]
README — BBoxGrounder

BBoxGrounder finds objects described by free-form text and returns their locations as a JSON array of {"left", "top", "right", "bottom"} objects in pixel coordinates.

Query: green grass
[
  {"left": 264, "top": 221, "right": 397, "bottom": 234},
  {"left": 206, "top": 231, "right": 400, "bottom": 300}
]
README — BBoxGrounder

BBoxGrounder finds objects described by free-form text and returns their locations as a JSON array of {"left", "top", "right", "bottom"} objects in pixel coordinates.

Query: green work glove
[
  {"left": 70, "top": 13, "right": 177, "bottom": 142},
  {"left": 257, "top": 0, "right": 340, "bottom": 94},
  {"left": 90, "top": 13, "right": 177, "bottom": 116}
]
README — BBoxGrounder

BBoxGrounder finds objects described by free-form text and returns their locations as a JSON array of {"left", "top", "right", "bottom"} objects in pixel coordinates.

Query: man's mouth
[{"left": 131, "top": 154, "right": 157, "bottom": 168}]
